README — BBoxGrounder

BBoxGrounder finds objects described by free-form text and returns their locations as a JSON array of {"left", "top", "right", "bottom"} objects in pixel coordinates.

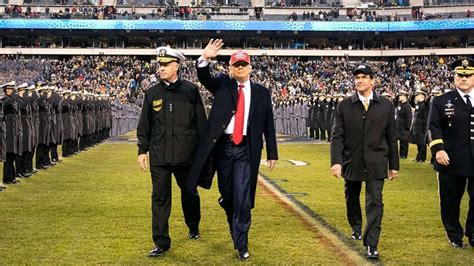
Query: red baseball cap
[{"left": 230, "top": 50, "right": 250, "bottom": 65}]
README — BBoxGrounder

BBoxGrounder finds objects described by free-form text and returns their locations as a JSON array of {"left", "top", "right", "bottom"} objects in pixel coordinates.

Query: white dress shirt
[
  {"left": 357, "top": 91, "right": 374, "bottom": 106},
  {"left": 456, "top": 88, "right": 474, "bottom": 104}
]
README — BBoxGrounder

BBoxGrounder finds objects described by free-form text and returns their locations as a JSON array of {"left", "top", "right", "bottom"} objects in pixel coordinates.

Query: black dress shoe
[
  {"left": 32, "top": 168, "right": 38, "bottom": 173},
  {"left": 52, "top": 159, "right": 63, "bottom": 163},
  {"left": 449, "top": 239, "right": 464, "bottom": 248},
  {"left": 37, "top": 165, "right": 49, "bottom": 170},
  {"left": 148, "top": 246, "right": 167, "bottom": 257},
  {"left": 237, "top": 248, "right": 250, "bottom": 261},
  {"left": 351, "top": 231, "right": 362, "bottom": 240},
  {"left": 16, "top": 173, "right": 25, "bottom": 178},
  {"left": 367, "top": 246, "right": 379, "bottom": 260},
  {"left": 188, "top": 231, "right": 200, "bottom": 240},
  {"left": 5, "top": 180, "right": 20, "bottom": 184}
]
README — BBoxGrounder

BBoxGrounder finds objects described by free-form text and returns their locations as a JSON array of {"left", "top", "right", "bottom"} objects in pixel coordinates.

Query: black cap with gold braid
[{"left": 451, "top": 58, "right": 474, "bottom": 75}]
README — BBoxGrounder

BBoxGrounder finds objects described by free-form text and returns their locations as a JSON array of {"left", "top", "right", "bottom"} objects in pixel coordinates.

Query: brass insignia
[
  {"left": 462, "top": 59, "right": 469, "bottom": 69},
  {"left": 159, "top": 49, "right": 167, "bottom": 57},
  {"left": 153, "top": 99, "right": 163, "bottom": 112}
]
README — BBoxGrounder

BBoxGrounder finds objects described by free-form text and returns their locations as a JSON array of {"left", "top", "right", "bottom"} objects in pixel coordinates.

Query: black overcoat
[
  {"left": 185, "top": 64, "right": 278, "bottom": 208},
  {"left": 330, "top": 92, "right": 399, "bottom": 181},
  {"left": 409, "top": 101, "right": 429, "bottom": 145},
  {"left": 396, "top": 101, "right": 412, "bottom": 141}
]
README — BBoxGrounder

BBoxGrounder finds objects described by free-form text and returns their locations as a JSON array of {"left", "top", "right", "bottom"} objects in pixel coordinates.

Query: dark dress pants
[
  {"left": 438, "top": 173, "right": 474, "bottom": 242},
  {"left": 150, "top": 165, "right": 201, "bottom": 250},
  {"left": 36, "top": 144, "right": 48, "bottom": 167},
  {"left": 416, "top": 144, "right": 427, "bottom": 162},
  {"left": 15, "top": 153, "right": 28, "bottom": 175},
  {"left": 214, "top": 136, "right": 252, "bottom": 250},
  {"left": 3, "top": 152, "right": 16, "bottom": 183},
  {"left": 50, "top": 143, "right": 59, "bottom": 161},
  {"left": 345, "top": 179, "right": 385, "bottom": 247},
  {"left": 25, "top": 147, "right": 35, "bottom": 172},
  {"left": 399, "top": 140, "right": 409, "bottom": 158}
]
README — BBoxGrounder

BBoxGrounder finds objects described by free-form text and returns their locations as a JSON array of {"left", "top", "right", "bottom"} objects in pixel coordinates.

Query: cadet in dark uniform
[
  {"left": 2, "top": 81, "right": 23, "bottom": 185},
  {"left": 36, "top": 86, "right": 52, "bottom": 170},
  {"left": 25, "top": 85, "right": 39, "bottom": 175},
  {"left": 427, "top": 58, "right": 474, "bottom": 248},
  {"left": 409, "top": 90, "right": 429, "bottom": 162},
  {"left": 0, "top": 88, "right": 6, "bottom": 191},
  {"left": 396, "top": 90, "right": 412, "bottom": 158},
  {"left": 137, "top": 47, "right": 206, "bottom": 257},
  {"left": 15, "top": 83, "right": 33, "bottom": 178}
]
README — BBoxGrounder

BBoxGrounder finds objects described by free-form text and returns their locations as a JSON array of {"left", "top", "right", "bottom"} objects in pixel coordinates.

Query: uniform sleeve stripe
[{"left": 429, "top": 139, "right": 444, "bottom": 148}]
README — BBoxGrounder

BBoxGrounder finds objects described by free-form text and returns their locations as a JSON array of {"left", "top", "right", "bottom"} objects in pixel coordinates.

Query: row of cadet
[{"left": 0, "top": 81, "right": 140, "bottom": 190}]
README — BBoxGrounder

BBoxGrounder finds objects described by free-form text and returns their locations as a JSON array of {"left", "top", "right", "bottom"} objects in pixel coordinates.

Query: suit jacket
[
  {"left": 428, "top": 90, "right": 474, "bottom": 176},
  {"left": 330, "top": 92, "right": 399, "bottom": 181},
  {"left": 186, "top": 64, "right": 278, "bottom": 208}
]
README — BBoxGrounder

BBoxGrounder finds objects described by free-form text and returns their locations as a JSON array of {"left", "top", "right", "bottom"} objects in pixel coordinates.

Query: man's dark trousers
[
  {"left": 399, "top": 140, "right": 409, "bottom": 158},
  {"left": 345, "top": 179, "right": 384, "bottom": 247},
  {"left": 438, "top": 173, "right": 474, "bottom": 242},
  {"left": 3, "top": 152, "right": 16, "bottom": 183},
  {"left": 215, "top": 136, "right": 252, "bottom": 250},
  {"left": 150, "top": 165, "right": 200, "bottom": 250}
]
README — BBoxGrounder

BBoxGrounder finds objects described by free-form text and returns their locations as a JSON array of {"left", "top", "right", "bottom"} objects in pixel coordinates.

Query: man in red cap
[{"left": 186, "top": 39, "right": 278, "bottom": 260}]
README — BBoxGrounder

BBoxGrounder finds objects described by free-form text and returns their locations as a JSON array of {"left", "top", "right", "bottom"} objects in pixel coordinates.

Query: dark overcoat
[
  {"left": 409, "top": 101, "right": 429, "bottom": 145},
  {"left": 330, "top": 92, "right": 399, "bottom": 181},
  {"left": 3, "top": 94, "right": 23, "bottom": 154},
  {"left": 185, "top": 65, "right": 278, "bottom": 208},
  {"left": 396, "top": 101, "right": 412, "bottom": 141}
]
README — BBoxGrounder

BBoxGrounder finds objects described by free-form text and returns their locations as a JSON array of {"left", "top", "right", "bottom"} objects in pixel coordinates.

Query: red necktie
[{"left": 233, "top": 84, "right": 245, "bottom": 145}]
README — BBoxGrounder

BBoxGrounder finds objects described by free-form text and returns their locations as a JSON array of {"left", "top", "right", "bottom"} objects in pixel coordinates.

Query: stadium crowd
[{"left": 1, "top": 3, "right": 473, "bottom": 21}]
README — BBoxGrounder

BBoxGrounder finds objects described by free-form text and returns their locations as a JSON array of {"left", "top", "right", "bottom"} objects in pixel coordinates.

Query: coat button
[
  {"left": 222, "top": 125, "right": 226, "bottom": 128},
  {"left": 213, "top": 139, "right": 216, "bottom": 143},
  {"left": 364, "top": 169, "right": 368, "bottom": 173},
  {"left": 232, "top": 110, "right": 236, "bottom": 114}
]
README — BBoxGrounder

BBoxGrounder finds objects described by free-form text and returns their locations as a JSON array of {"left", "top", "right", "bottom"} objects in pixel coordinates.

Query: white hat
[{"left": 156, "top": 46, "right": 185, "bottom": 63}]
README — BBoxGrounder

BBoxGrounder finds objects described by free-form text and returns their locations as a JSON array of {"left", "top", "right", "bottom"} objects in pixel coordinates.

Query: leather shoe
[
  {"left": 449, "top": 239, "right": 464, "bottom": 248},
  {"left": 351, "top": 231, "right": 362, "bottom": 240},
  {"left": 148, "top": 246, "right": 167, "bottom": 257},
  {"left": 237, "top": 248, "right": 250, "bottom": 261},
  {"left": 367, "top": 246, "right": 379, "bottom": 260},
  {"left": 32, "top": 168, "right": 38, "bottom": 173},
  {"left": 188, "top": 231, "right": 200, "bottom": 240},
  {"left": 5, "top": 180, "right": 20, "bottom": 184},
  {"left": 37, "top": 164, "right": 49, "bottom": 170}
]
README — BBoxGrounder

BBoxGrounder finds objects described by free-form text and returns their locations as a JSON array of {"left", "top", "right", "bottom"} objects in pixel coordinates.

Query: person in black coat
[
  {"left": 137, "top": 47, "right": 206, "bottom": 257},
  {"left": 35, "top": 86, "right": 52, "bottom": 170},
  {"left": 186, "top": 39, "right": 278, "bottom": 261},
  {"left": 0, "top": 91, "right": 5, "bottom": 191},
  {"left": 396, "top": 90, "right": 412, "bottom": 158},
  {"left": 409, "top": 90, "right": 429, "bottom": 162},
  {"left": 15, "top": 83, "right": 33, "bottom": 178},
  {"left": 331, "top": 64, "right": 399, "bottom": 260},
  {"left": 427, "top": 58, "right": 474, "bottom": 248},
  {"left": 2, "top": 81, "right": 23, "bottom": 185}
]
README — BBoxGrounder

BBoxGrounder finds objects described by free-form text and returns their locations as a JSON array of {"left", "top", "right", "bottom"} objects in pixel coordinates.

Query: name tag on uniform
[
  {"left": 153, "top": 99, "right": 163, "bottom": 112},
  {"left": 444, "top": 101, "right": 454, "bottom": 117}
]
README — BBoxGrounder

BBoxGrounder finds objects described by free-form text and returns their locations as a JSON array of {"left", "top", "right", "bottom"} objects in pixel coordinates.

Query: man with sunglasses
[
  {"left": 186, "top": 39, "right": 278, "bottom": 260},
  {"left": 428, "top": 58, "right": 474, "bottom": 249},
  {"left": 137, "top": 47, "right": 206, "bottom": 257}
]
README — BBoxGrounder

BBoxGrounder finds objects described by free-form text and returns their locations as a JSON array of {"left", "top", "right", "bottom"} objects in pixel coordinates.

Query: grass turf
[
  {"left": 260, "top": 142, "right": 474, "bottom": 264},
  {"left": 0, "top": 138, "right": 340, "bottom": 264}
]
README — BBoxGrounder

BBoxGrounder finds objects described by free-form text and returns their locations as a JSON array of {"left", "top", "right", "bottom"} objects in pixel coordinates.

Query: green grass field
[
  {"left": 0, "top": 136, "right": 341, "bottom": 264},
  {"left": 260, "top": 142, "right": 474, "bottom": 264}
]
